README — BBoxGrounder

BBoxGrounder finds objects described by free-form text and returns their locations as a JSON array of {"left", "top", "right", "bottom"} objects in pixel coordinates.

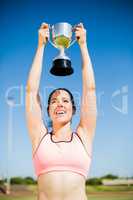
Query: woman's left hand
[{"left": 74, "top": 23, "right": 87, "bottom": 46}]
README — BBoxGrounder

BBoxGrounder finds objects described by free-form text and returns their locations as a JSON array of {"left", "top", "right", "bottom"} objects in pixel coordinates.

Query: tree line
[{"left": 0, "top": 174, "right": 132, "bottom": 186}]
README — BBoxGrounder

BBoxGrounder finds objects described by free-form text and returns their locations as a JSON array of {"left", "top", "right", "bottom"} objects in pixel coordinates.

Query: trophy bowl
[{"left": 49, "top": 22, "right": 76, "bottom": 76}]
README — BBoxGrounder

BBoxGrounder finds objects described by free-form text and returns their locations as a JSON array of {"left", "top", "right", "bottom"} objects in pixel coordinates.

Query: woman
[{"left": 25, "top": 22, "right": 97, "bottom": 200}]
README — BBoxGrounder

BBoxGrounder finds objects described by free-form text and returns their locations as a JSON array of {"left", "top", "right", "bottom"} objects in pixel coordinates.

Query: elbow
[
  {"left": 88, "top": 86, "right": 96, "bottom": 91},
  {"left": 26, "top": 82, "right": 38, "bottom": 94}
]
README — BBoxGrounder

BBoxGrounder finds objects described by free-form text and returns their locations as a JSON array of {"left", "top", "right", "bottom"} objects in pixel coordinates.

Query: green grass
[
  {"left": 86, "top": 185, "right": 133, "bottom": 192},
  {"left": 90, "top": 195, "right": 133, "bottom": 200},
  {"left": 0, "top": 194, "right": 133, "bottom": 200},
  {"left": 0, "top": 197, "right": 35, "bottom": 200},
  {"left": 0, "top": 185, "right": 133, "bottom": 200}
]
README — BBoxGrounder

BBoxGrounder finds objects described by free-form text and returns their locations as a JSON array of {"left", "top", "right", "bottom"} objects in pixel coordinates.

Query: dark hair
[{"left": 47, "top": 88, "right": 76, "bottom": 116}]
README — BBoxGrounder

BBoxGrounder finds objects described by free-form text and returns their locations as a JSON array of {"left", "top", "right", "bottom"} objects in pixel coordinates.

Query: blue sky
[{"left": 0, "top": 0, "right": 133, "bottom": 179}]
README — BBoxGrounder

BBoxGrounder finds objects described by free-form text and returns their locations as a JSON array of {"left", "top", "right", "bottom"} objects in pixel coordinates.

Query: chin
[
  {"left": 56, "top": 118, "right": 68, "bottom": 124},
  {"left": 54, "top": 116, "right": 71, "bottom": 124}
]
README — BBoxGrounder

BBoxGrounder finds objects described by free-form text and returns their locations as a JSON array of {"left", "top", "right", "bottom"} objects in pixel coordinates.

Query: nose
[
  {"left": 57, "top": 103, "right": 63, "bottom": 107},
  {"left": 56, "top": 100, "right": 64, "bottom": 107}
]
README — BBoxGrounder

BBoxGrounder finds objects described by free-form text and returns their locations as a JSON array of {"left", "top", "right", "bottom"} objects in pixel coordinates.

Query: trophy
[{"left": 49, "top": 22, "right": 76, "bottom": 76}]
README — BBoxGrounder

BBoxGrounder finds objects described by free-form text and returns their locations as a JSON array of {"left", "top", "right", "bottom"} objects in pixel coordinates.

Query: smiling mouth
[{"left": 55, "top": 110, "right": 66, "bottom": 116}]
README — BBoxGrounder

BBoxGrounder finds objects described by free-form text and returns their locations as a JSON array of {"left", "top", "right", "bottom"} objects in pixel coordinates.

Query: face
[{"left": 48, "top": 90, "right": 73, "bottom": 124}]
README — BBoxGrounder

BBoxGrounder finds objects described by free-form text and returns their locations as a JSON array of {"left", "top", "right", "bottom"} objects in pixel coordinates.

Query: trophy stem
[{"left": 59, "top": 47, "right": 65, "bottom": 57}]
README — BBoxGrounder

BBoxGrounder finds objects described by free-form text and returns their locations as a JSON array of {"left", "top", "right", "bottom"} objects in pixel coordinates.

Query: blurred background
[{"left": 0, "top": 0, "right": 133, "bottom": 185}]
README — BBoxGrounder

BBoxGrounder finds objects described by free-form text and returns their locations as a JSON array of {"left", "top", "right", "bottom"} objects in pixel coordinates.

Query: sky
[{"left": 0, "top": 0, "right": 133, "bottom": 180}]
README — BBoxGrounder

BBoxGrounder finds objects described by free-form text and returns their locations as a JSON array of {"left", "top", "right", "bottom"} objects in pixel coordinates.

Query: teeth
[{"left": 56, "top": 111, "right": 65, "bottom": 114}]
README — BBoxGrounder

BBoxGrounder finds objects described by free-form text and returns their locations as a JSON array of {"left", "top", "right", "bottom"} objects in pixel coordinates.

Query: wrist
[
  {"left": 79, "top": 42, "right": 87, "bottom": 49},
  {"left": 38, "top": 42, "right": 45, "bottom": 49},
  {"left": 38, "top": 37, "right": 47, "bottom": 48}
]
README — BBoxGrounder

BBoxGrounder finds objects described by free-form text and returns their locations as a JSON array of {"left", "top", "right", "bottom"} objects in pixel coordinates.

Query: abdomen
[{"left": 37, "top": 171, "right": 87, "bottom": 200}]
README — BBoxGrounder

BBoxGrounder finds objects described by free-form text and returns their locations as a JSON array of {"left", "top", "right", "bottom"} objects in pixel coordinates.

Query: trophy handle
[
  {"left": 69, "top": 39, "right": 77, "bottom": 47},
  {"left": 48, "top": 24, "right": 57, "bottom": 48},
  {"left": 69, "top": 25, "right": 77, "bottom": 48}
]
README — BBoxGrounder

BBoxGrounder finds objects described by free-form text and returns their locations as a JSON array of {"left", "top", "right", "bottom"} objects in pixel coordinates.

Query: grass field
[
  {"left": 0, "top": 193, "right": 133, "bottom": 200},
  {"left": 0, "top": 185, "right": 133, "bottom": 200}
]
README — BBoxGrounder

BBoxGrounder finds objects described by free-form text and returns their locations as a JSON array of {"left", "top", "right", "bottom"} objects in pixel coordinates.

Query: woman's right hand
[{"left": 38, "top": 23, "right": 49, "bottom": 47}]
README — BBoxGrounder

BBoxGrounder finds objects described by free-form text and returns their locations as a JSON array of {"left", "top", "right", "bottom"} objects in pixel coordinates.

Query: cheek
[
  {"left": 49, "top": 105, "right": 55, "bottom": 116},
  {"left": 67, "top": 105, "right": 73, "bottom": 115}
]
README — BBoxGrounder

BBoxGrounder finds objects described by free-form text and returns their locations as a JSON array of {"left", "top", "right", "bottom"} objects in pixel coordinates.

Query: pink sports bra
[{"left": 33, "top": 132, "right": 92, "bottom": 179}]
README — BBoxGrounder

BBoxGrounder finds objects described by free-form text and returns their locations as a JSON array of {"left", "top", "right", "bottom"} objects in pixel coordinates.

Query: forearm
[
  {"left": 76, "top": 24, "right": 97, "bottom": 133},
  {"left": 27, "top": 45, "right": 45, "bottom": 93},
  {"left": 80, "top": 43, "right": 95, "bottom": 89},
  {"left": 79, "top": 43, "right": 97, "bottom": 125}
]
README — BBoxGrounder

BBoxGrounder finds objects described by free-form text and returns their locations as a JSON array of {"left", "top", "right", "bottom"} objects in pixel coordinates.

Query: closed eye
[
  {"left": 63, "top": 99, "right": 69, "bottom": 103},
  {"left": 51, "top": 100, "right": 56, "bottom": 104}
]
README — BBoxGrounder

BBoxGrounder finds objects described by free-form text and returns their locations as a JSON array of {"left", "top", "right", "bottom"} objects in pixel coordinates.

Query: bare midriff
[{"left": 37, "top": 171, "right": 88, "bottom": 200}]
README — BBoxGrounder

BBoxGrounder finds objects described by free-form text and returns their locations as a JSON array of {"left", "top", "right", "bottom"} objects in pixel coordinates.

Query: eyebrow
[
  {"left": 51, "top": 98, "right": 56, "bottom": 101},
  {"left": 51, "top": 97, "right": 70, "bottom": 101}
]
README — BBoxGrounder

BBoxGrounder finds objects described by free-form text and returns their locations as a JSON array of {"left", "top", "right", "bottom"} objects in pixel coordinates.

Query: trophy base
[{"left": 50, "top": 59, "right": 74, "bottom": 76}]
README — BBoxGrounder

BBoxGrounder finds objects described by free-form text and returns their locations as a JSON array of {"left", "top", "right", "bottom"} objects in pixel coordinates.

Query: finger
[
  {"left": 75, "top": 29, "right": 81, "bottom": 34},
  {"left": 79, "top": 22, "right": 84, "bottom": 28},
  {"left": 77, "top": 23, "right": 83, "bottom": 27},
  {"left": 41, "top": 22, "right": 48, "bottom": 27},
  {"left": 45, "top": 29, "right": 49, "bottom": 34},
  {"left": 74, "top": 25, "right": 84, "bottom": 32},
  {"left": 73, "top": 24, "right": 81, "bottom": 31},
  {"left": 40, "top": 23, "right": 49, "bottom": 29},
  {"left": 45, "top": 32, "right": 50, "bottom": 37},
  {"left": 74, "top": 27, "right": 81, "bottom": 31},
  {"left": 75, "top": 30, "right": 81, "bottom": 36},
  {"left": 75, "top": 33, "right": 80, "bottom": 38},
  {"left": 39, "top": 30, "right": 49, "bottom": 39},
  {"left": 75, "top": 23, "right": 84, "bottom": 29},
  {"left": 39, "top": 29, "right": 49, "bottom": 34}
]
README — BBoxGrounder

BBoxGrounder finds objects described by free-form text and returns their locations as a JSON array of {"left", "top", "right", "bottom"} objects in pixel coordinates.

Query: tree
[
  {"left": 86, "top": 178, "right": 102, "bottom": 185},
  {"left": 101, "top": 174, "right": 118, "bottom": 180}
]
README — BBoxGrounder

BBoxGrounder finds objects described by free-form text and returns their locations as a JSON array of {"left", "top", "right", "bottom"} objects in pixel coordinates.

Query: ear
[
  {"left": 72, "top": 106, "right": 76, "bottom": 115},
  {"left": 47, "top": 106, "right": 50, "bottom": 116}
]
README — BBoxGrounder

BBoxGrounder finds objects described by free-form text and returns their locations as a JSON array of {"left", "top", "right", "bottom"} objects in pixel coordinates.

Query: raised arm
[
  {"left": 76, "top": 23, "right": 97, "bottom": 144},
  {"left": 25, "top": 23, "right": 49, "bottom": 150}
]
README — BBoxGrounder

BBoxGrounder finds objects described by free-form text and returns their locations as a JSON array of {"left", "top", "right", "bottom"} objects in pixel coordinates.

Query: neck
[{"left": 52, "top": 122, "right": 72, "bottom": 138}]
